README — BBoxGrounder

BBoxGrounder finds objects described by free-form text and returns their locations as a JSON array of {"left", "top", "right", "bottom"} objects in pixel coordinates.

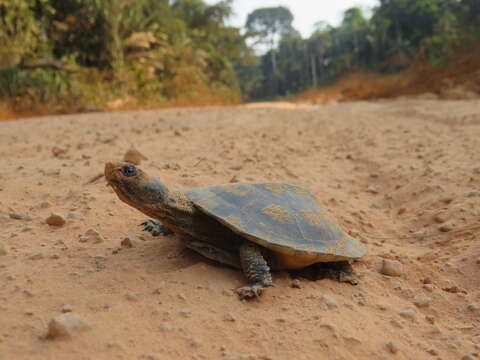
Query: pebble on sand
[
  {"left": 467, "top": 304, "right": 478, "bottom": 312},
  {"left": 46, "top": 213, "right": 66, "bottom": 227},
  {"left": 0, "top": 242, "right": 7, "bottom": 256},
  {"left": 386, "top": 340, "right": 399, "bottom": 354},
  {"left": 413, "top": 296, "right": 431, "bottom": 308},
  {"left": 79, "top": 228, "right": 104, "bottom": 243},
  {"left": 123, "top": 147, "right": 148, "bottom": 165},
  {"left": 380, "top": 259, "right": 404, "bottom": 277},
  {"left": 61, "top": 304, "right": 73, "bottom": 313},
  {"left": 9, "top": 212, "right": 26, "bottom": 220},
  {"left": 433, "top": 213, "right": 448, "bottom": 224},
  {"left": 223, "top": 313, "right": 236, "bottom": 322},
  {"left": 438, "top": 223, "right": 453, "bottom": 232},
  {"left": 47, "top": 313, "right": 91, "bottom": 338},
  {"left": 320, "top": 295, "right": 338, "bottom": 310},
  {"left": 399, "top": 308, "right": 416, "bottom": 320},
  {"left": 121, "top": 237, "right": 134, "bottom": 248},
  {"left": 125, "top": 292, "right": 139, "bottom": 302}
]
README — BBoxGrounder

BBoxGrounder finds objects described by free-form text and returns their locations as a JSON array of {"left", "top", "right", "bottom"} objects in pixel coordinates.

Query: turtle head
[{"left": 104, "top": 162, "right": 169, "bottom": 216}]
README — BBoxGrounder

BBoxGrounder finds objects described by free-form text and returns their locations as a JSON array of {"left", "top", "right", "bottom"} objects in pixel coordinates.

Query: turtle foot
[
  {"left": 338, "top": 271, "right": 358, "bottom": 285},
  {"left": 141, "top": 219, "right": 173, "bottom": 237},
  {"left": 236, "top": 282, "right": 273, "bottom": 300}
]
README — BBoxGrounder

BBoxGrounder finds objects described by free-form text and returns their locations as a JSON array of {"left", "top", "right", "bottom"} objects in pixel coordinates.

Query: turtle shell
[{"left": 185, "top": 183, "right": 366, "bottom": 267}]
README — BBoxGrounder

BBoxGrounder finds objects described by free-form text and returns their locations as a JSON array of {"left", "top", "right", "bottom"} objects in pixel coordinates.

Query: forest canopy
[{"left": 0, "top": 0, "right": 479, "bottom": 111}]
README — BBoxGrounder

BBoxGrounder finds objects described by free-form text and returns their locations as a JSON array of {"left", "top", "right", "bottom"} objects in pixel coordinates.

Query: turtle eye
[{"left": 121, "top": 165, "right": 137, "bottom": 177}]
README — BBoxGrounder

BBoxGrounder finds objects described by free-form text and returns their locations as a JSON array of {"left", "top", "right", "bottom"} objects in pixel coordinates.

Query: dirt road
[{"left": 0, "top": 99, "right": 479, "bottom": 359}]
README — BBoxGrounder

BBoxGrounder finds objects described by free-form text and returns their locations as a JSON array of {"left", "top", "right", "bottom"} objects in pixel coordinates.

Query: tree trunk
[{"left": 310, "top": 54, "right": 317, "bottom": 88}]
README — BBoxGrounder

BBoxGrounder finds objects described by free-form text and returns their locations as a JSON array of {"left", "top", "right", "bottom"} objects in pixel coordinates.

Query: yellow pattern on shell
[
  {"left": 291, "top": 186, "right": 310, "bottom": 196},
  {"left": 264, "top": 183, "right": 287, "bottom": 195},
  {"left": 261, "top": 204, "right": 290, "bottom": 223}
]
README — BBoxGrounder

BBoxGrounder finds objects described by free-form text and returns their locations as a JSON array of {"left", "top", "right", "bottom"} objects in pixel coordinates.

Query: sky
[{"left": 206, "top": 0, "right": 380, "bottom": 38}]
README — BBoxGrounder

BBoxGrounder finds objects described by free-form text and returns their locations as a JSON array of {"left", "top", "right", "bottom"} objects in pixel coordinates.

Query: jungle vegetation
[{"left": 0, "top": 0, "right": 479, "bottom": 110}]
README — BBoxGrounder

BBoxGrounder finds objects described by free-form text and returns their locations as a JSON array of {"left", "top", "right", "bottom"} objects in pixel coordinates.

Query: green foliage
[
  {"left": 0, "top": 0, "right": 53, "bottom": 68},
  {"left": 0, "top": 0, "right": 249, "bottom": 111}
]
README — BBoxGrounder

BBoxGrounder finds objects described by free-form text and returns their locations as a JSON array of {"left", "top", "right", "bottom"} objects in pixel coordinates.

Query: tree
[{"left": 245, "top": 6, "right": 294, "bottom": 72}]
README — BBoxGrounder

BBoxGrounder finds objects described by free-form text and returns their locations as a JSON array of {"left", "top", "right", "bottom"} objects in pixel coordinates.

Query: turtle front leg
[
  {"left": 141, "top": 219, "right": 174, "bottom": 236},
  {"left": 236, "top": 241, "right": 273, "bottom": 300}
]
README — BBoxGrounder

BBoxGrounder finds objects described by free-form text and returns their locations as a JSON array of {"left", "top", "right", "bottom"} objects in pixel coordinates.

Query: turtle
[{"left": 104, "top": 162, "right": 367, "bottom": 299}]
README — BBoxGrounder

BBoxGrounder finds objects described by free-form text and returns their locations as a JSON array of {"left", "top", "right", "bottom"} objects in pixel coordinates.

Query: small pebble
[
  {"left": 380, "top": 259, "right": 404, "bottom": 277},
  {"left": 320, "top": 295, "right": 338, "bottom": 310},
  {"left": 52, "top": 146, "right": 68, "bottom": 157},
  {"left": 390, "top": 319, "right": 403, "bottom": 329},
  {"left": 29, "top": 253, "right": 44, "bottom": 260},
  {"left": 433, "top": 213, "right": 447, "bottom": 224},
  {"left": 467, "top": 304, "right": 478, "bottom": 312},
  {"left": 399, "top": 308, "right": 416, "bottom": 320},
  {"left": 79, "top": 228, "right": 104, "bottom": 243},
  {"left": 0, "top": 243, "right": 7, "bottom": 256},
  {"left": 223, "top": 313, "right": 236, "bottom": 322},
  {"left": 438, "top": 223, "right": 453, "bottom": 232},
  {"left": 443, "top": 285, "right": 460, "bottom": 293},
  {"left": 46, "top": 213, "right": 66, "bottom": 227},
  {"left": 319, "top": 323, "right": 336, "bottom": 332},
  {"left": 44, "top": 168, "right": 61, "bottom": 176},
  {"left": 466, "top": 190, "right": 480, "bottom": 197},
  {"left": 23, "top": 290, "right": 34, "bottom": 297},
  {"left": 386, "top": 340, "right": 399, "bottom": 354},
  {"left": 423, "top": 284, "right": 434, "bottom": 292},
  {"left": 366, "top": 185, "right": 379, "bottom": 194},
  {"left": 376, "top": 303, "right": 388, "bottom": 311},
  {"left": 425, "top": 315, "right": 435, "bottom": 324},
  {"left": 121, "top": 237, "right": 134, "bottom": 248},
  {"left": 61, "top": 304, "right": 73, "bottom": 313},
  {"left": 123, "top": 147, "right": 148, "bottom": 165},
  {"left": 47, "top": 314, "right": 91, "bottom": 338},
  {"left": 413, "top": 296, "right": 431, "bottom": 308},
  {"left": 9, "top": 212, "right": 26, "bottom": 220},
  {"left": 159, "top": 323, "right": 171, "bottom": 332},
  {"left": 462, "top": 355, "right": 476, "bottom": 360},
  {"left": 34, "top": 201, "right": 51, "bottom": 210},
  {"left": 179, "top": 309, "right": 192, "bottom": 318},
  {"left": 125, "top": 293, "right": 138, "bottom": 302},
  {"left": 143, "top": 354, "right": 161, "bottom": 360},
  {"left": 426, "top": 348, "right": 438, "bottom": 356}
]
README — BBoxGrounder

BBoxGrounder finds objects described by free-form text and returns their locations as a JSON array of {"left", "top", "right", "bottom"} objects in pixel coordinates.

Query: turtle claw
[
  {"left": 338, "top": 271, "right": 358, "bottom": 285},
  {"left": 141, "top": 219, "right": 173, "bottom": 237},
  {"left": 236, "top": 283, "right": 272, "bottom": 300}
]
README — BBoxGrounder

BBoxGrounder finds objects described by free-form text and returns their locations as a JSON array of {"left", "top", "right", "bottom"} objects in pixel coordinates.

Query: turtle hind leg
[
  {"left": 292, "top": 261, "right": 358, "bottom": 285},
  {"left": 141, "top": 219, "right": 173, "bottom": 236},
  {"left": 237, "top": 241, "right": 274, "bottom": 300}
]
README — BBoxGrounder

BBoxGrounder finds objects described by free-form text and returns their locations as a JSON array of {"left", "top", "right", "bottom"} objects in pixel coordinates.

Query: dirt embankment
[
  {"left": 299, "top": 48, "right": 480, "bottom": 104},
  {"left": 0, "top": 99, "right": 479, "bottom": 359}
]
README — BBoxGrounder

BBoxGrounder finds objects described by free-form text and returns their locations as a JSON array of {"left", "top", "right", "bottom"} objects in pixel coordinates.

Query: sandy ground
[{"left": 1, "top": 99, "right": 480, "bottom": 360}]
